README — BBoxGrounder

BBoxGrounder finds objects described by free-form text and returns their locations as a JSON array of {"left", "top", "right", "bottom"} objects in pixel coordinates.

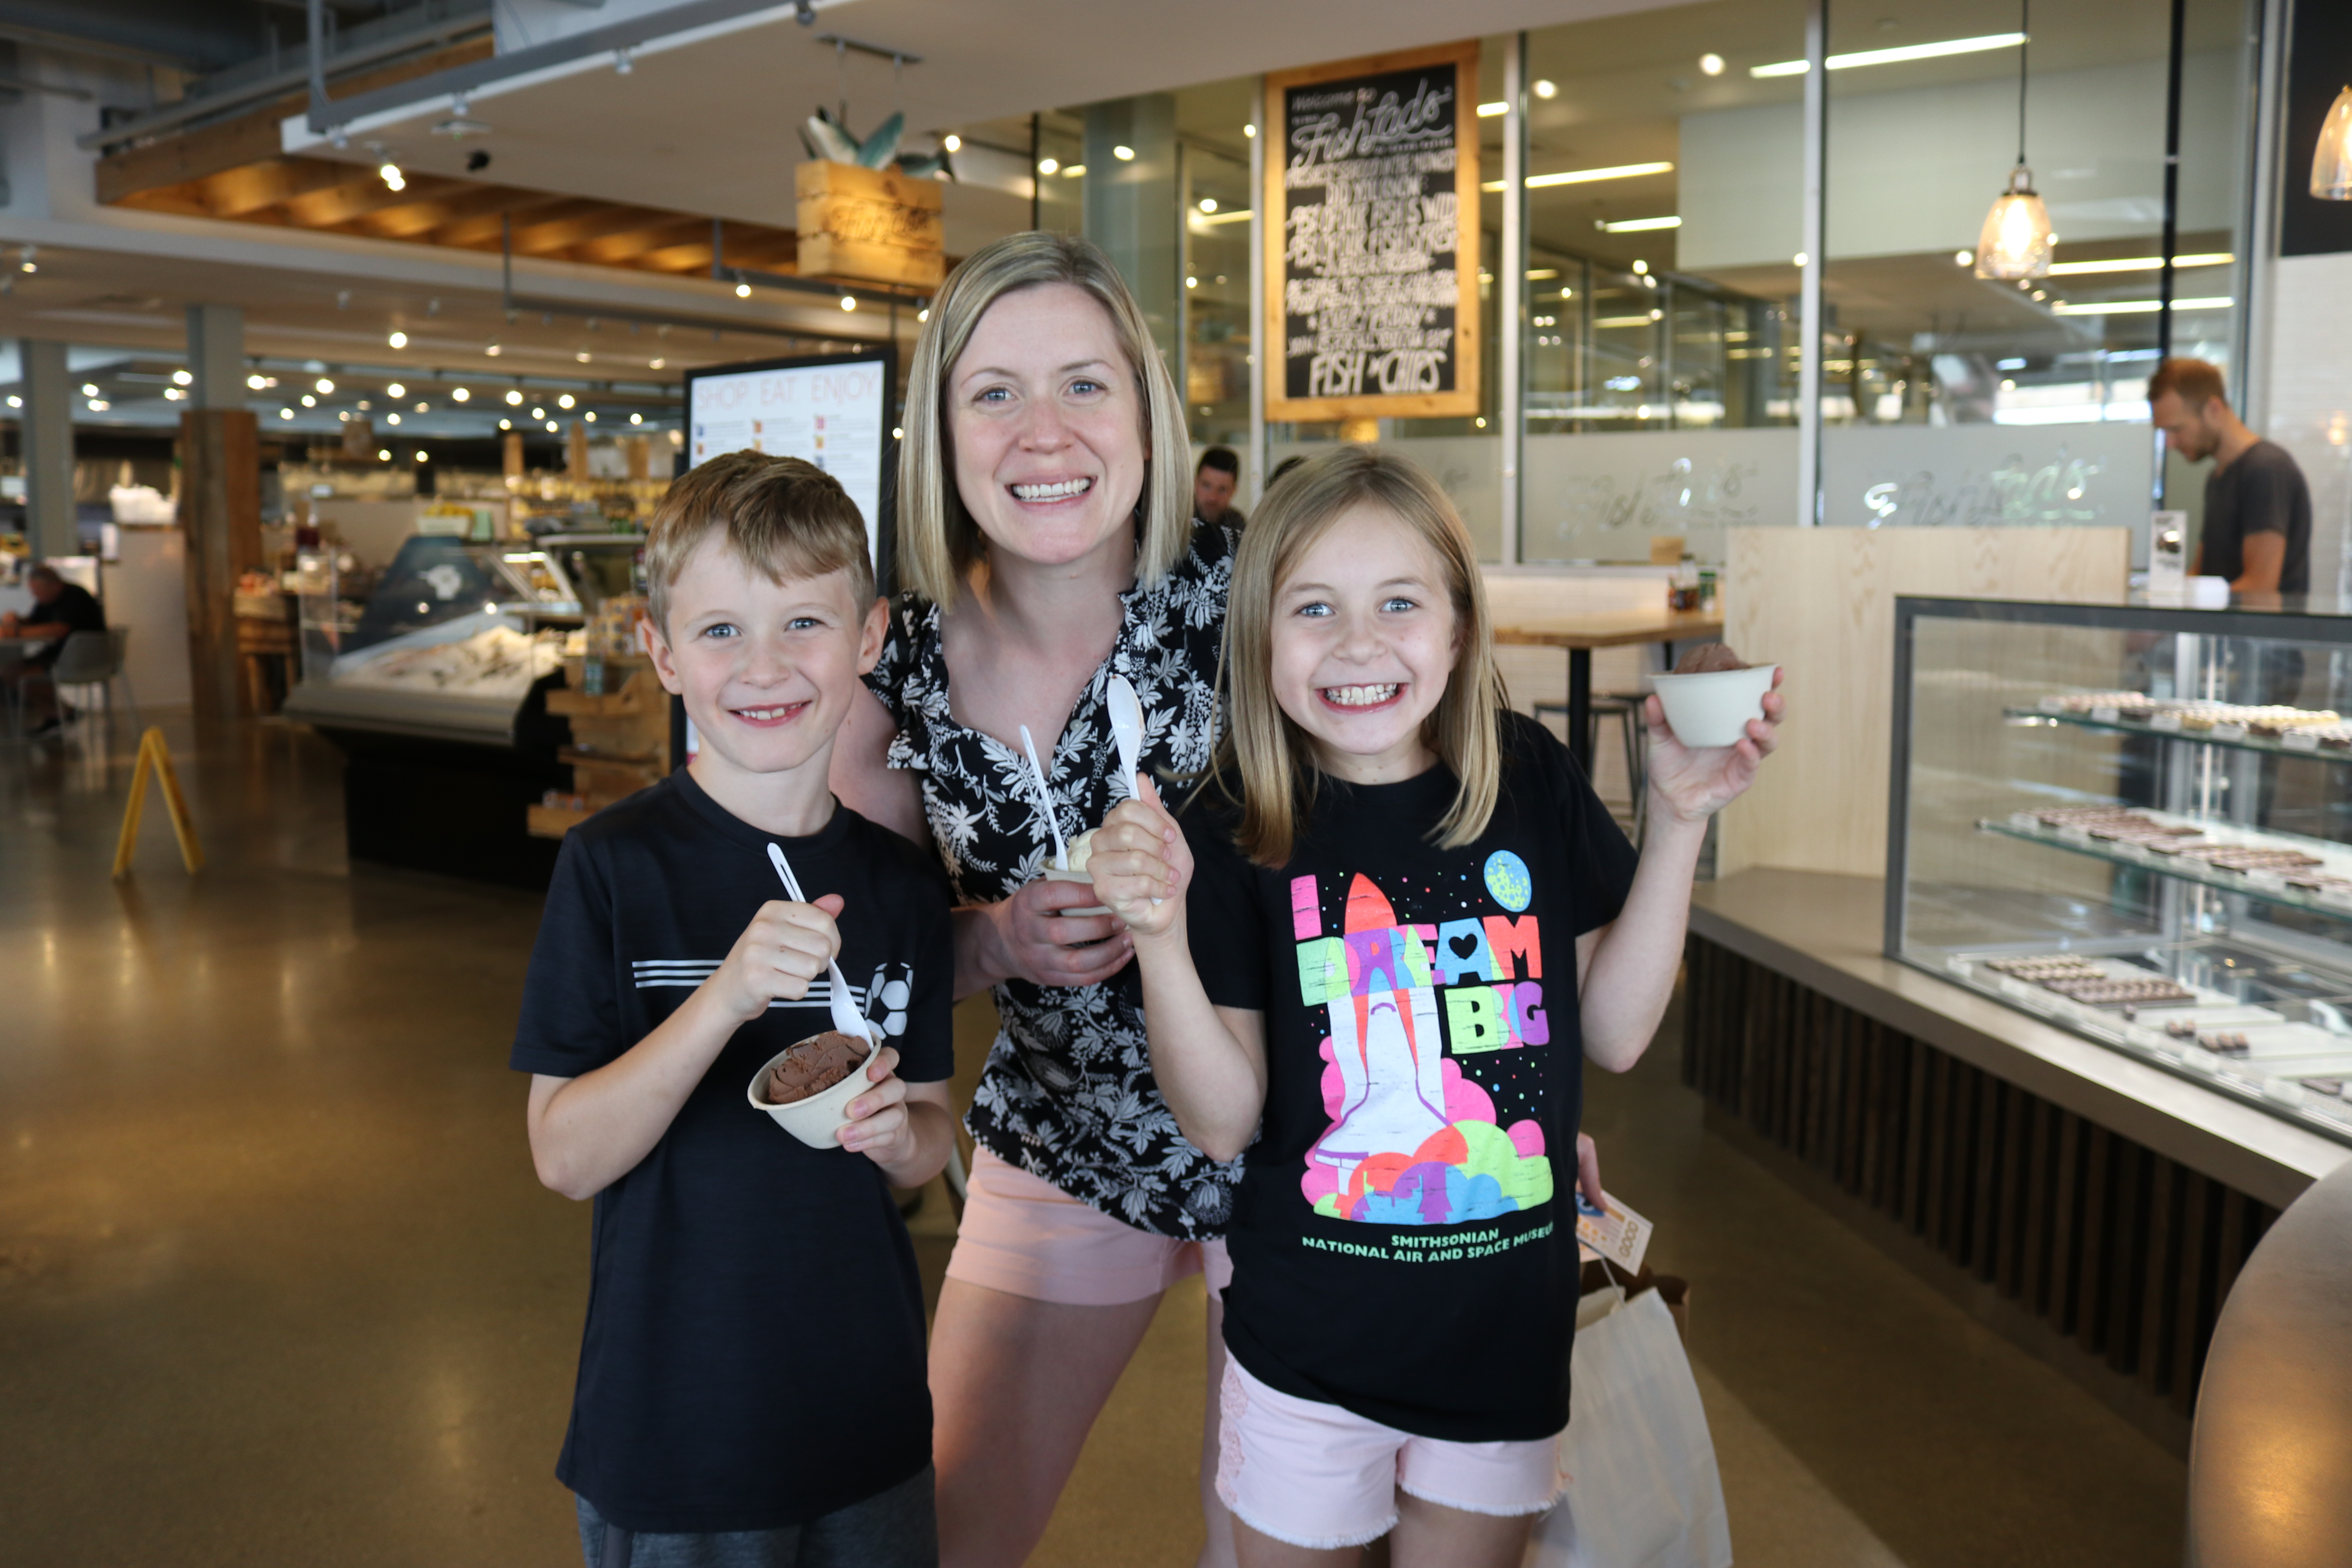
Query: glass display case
[
  {"left": 283, "top": 534, "right": 643, "bottom": 745},
  {"left": 1889, "top": 595, "right": 2352, "bottom": 1148}
]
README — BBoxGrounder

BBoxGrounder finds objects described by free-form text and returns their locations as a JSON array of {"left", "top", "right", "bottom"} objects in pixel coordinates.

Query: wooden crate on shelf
[{"left": 532, "top": 655, "right": 672, "bottom": 838}]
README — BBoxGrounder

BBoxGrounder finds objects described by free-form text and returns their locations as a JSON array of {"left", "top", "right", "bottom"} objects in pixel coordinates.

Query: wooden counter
[{"left": 1685, "top": 867, "right": 2349, "bottom": 1453}]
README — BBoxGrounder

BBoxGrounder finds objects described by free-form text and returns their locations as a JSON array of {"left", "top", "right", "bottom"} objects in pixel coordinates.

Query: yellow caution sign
[{"left": 113, "top": 726, "right": 203, "bottom": 880}]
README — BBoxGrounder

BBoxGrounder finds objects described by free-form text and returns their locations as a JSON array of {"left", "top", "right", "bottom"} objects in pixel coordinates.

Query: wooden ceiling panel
[{"left": 99, "top": 111, "right": 813, "bottom": 288}]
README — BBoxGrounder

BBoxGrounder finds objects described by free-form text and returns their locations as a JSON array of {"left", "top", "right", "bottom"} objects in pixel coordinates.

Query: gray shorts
[{"left": 576, "top": 1466, "right": 936, "bottom": 1568}]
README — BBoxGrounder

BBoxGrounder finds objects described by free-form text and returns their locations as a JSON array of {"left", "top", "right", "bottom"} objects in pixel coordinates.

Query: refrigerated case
[
  {"left": 1888, "top": 594, "right": 2352, "bottom": 1149},
  {"left": 280, "top": 534, "right": 643, "bottom": 886}
]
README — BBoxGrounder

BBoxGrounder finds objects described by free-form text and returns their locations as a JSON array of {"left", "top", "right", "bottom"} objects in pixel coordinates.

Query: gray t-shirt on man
[{"left": 2202, "top": 440, "right": 2312, "bottom": 593}]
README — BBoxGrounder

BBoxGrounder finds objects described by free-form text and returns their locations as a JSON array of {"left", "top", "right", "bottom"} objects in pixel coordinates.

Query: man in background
[
  {"left": 1193, "top": 446, "right": 1244, "bottom": 530},
  {"left": 0, "top": 563, "right": 107, "bottom": 736},
  {"left": 2149, "top": 357, "right": 2312, "bottom": 595}
]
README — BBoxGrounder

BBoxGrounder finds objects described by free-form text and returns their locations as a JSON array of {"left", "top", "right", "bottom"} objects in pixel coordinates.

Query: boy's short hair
[
  {"left": 1197, "top": 446, "right": 1240, "bottom": 478},
  {"left": 643, "top": 450, "right": 873, "bottom": 633}
]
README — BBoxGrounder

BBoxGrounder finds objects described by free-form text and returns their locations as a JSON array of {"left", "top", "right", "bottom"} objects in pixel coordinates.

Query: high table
[{"left": 1491, "top": 607, "right": 1722, "bottom": 769}]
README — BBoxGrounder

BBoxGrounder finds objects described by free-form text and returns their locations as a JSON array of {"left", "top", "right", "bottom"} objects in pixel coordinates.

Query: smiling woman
[{"left": 827, "top": 231, "right": 1247, "bottom": 1568}]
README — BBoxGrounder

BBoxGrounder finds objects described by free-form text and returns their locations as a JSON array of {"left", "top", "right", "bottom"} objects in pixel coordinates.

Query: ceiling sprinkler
[{"left": 434, "top": 93, "right": 491, "bottom": 139}]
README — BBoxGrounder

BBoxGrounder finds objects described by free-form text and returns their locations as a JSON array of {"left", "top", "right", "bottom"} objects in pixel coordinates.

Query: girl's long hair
[{"left": 1216, "top": 445, "right": 1504, "bottom": 866}]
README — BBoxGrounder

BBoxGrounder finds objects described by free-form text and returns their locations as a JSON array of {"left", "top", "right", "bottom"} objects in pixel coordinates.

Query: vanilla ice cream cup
[{"left": 1646, "top": 664, "right": 1778, "bottom": 749}]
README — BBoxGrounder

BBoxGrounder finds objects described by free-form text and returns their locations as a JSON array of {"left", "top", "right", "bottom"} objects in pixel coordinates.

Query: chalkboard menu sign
[{"left": 1263, "top": 42, "right": 1481, "bottom": 423}]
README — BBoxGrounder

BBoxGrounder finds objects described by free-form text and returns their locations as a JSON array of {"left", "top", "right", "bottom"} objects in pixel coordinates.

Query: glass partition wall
[
  {"left": 941, "top": 0, "right": 2261, "bottom": 565},
  {"left": 1816, "top": 0, "right": 2253, "bottom": 558}
]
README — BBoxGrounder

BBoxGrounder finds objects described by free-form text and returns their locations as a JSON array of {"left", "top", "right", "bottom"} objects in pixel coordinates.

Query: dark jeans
[{"left": 576, "top": 1466, "right": 937, "bottom": 1568}]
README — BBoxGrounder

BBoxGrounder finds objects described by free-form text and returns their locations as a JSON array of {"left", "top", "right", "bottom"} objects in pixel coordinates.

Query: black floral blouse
[{"left": 865, "top": 521, "right": 1242, "bottom": 1239}]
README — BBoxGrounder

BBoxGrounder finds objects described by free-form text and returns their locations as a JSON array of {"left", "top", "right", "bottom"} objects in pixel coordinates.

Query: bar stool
[{"left": 1537, "top": 691, "right": 1648, "bottom": 841}]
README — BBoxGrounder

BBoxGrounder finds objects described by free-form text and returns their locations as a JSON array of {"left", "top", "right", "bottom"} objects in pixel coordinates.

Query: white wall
[
  {"left": 1819, "top": 421, "right": 2159, "bottom": 562},
  {"left": 102, "top": 527, "right": 192, "bottom": 709},
  {"left": 2262, "top": 253, "right": 2352, "bottom": 598},
  {"left": 1680, "top": 51, "right": 2243, "bottom": 270},
  {"left": 1523, "top": 428, "right": 1799, "bottom": 563}
]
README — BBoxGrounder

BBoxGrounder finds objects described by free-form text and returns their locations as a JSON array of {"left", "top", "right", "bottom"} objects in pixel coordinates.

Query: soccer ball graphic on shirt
[{"left": 864, "top": 963, "right": 914, "bottom": 1038}]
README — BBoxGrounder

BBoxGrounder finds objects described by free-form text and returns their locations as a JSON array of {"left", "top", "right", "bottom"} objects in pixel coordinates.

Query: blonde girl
[{"left": 1084, "top": 445, "right": 1780, "bottom": 1568}]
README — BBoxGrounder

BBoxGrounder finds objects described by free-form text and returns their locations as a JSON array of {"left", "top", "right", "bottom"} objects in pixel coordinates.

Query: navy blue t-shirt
[
  {"left": 1182, "top": 712, "right": 1639, "bottom": 1442},
  {"left": 511, "top": 769, "right": 953, "bottom": 1534}
]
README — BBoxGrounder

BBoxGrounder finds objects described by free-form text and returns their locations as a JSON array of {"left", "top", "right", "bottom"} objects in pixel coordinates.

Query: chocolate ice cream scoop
[
  {"left": 1674, "top": 643, "right": 1749, "bottom": 675},
  {"left": 762, "top": 1030, "right": 873, "bottom": 1105}
]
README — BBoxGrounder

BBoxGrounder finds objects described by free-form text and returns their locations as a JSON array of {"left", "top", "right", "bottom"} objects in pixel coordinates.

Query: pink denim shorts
[
  {"left": 944, "top": 1145, "right": 1232, "bottom": 1307},
  {"left": 1214, "top": 1358, "right": 1567, "bottom": 1550}
]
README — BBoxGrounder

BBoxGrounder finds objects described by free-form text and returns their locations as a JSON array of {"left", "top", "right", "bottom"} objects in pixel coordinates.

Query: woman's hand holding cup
[{"left": 984, "top": 878, "right": 1132, "bottom": 989}]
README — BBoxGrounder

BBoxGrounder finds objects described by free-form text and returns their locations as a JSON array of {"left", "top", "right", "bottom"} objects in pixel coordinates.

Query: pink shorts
[
  {"left": 945, "top": 1145, "right": 1233, "bottom": 1307},
  {"left": 1215, "top": 1359, "right": 1567, "bottom": 1550}
]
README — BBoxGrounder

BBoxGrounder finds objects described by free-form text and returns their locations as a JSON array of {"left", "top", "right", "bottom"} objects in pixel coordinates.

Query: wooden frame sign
[{"left": 1263, "top": 42, "right": 1481, "bottom": 423}]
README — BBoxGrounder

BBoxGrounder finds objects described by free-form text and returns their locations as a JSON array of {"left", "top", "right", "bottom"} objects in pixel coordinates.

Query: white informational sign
[
  {"left": 686, "top": 354, "right": 892, "bottom": 568},
  {"left": 1574, "top": 1187, "right": 1654, "bottom": 1277}
]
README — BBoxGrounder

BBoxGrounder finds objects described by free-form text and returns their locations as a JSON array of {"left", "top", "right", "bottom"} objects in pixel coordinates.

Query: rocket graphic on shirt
[{"left": 1294, "top": 852, "right": 1554, "bottom": 1227}]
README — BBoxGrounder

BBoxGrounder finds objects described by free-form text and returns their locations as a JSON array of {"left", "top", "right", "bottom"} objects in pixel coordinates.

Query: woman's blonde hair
[
  {"left": 1218, "top": 445, "right": 1506, "bottom": 866},
  {"left": 896, "top": 232, "right": 1193, "bottom": 606}
]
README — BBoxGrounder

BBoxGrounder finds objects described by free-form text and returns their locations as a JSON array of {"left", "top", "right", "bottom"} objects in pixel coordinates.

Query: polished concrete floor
[{"left": 1, "top": 714, "right": 2187, "bottom": 1566}]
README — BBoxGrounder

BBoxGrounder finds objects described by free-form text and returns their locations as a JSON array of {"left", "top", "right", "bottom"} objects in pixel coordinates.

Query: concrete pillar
[
  {"left": 180, "top": 409, "right": 261, "bottom": 720},
  {"left": 185, "top": 304, "right": 246, "bottom": 410},
  {"left": 1083, "top": 94, "right": 1178, "bottom": 363},
  {"left": 19, "top": 338, "right": 74, "bottom": 559}
]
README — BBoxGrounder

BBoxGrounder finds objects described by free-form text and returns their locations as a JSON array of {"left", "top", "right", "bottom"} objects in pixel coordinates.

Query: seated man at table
[{"left": 2, "top": 564, "right": 107, "bottom": 735}]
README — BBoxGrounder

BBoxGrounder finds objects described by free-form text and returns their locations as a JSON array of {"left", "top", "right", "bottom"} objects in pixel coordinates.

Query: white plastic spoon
[
  {"left": 1106, "top": 675, "right": 1145, "bottom": 802},
  {"left": 1103, "top": 676, "right": 1162, "bottom": 907},
  {"left": 766, "top": 842, "right": 875, "bottom": 1047},
  {"left": 1017, "top": 723, "right": 1071, "bottom": 871}
]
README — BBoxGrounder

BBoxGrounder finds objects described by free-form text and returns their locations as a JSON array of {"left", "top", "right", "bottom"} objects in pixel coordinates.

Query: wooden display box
[
  {"left": 532, "top": 655, "right": 672, "bottom": 837},
  {"left": 793, "top": 160, "right": 945, "bottom": 289}
]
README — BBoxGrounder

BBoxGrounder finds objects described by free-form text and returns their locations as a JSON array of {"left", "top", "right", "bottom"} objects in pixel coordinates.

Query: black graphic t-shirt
[
  {"left": 1183, "top": 712, "right": 1640, "bottom": 1442},
  {"left": 864, "top": 519, "right": 1242, "bottom": 1239},
  {"left": 510, "top": 769, "right": 953, "bottom": 1534}
]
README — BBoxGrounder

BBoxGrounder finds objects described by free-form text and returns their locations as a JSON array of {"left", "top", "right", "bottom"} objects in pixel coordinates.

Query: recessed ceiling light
[{"left": 388, "top": 330, "right": 407, "bottom": 349}]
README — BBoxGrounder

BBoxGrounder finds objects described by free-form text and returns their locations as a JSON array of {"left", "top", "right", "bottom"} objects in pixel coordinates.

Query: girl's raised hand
[
  {"left": 1642, "top": 668, "right": 1784, "bottom": 826},
  {"left": 1087, "top": 775, "right": 1192, "bottom": 940}
]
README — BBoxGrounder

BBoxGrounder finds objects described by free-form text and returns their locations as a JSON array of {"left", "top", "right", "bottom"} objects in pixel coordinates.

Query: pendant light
[
  {"left": 1975, "top": 0, "right": 2054, "bottom": 280},
  {"left": 2314, "top": 84, "right": 2352, "bottom": 200}
]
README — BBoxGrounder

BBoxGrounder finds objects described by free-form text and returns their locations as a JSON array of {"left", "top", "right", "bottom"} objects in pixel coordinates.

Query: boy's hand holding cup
[
  {"left": 1088, "top": 774, "right": 1192, "bottom": 942},
  {"left": 835, "top": 1043, "right": 918, "bottom": 1164},
  {"left": 709, "top": 893, "right": 846, "bottom": 1022}
]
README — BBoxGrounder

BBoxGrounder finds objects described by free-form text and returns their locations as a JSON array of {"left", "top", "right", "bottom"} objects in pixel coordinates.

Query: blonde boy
[{"left": 512, "top": 452, "right": 954, "bottom": 1567}]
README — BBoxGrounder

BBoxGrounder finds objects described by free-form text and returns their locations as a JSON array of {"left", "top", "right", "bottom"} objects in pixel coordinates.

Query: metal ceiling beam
[
  {"left": 76, "top": 4, "right": 492, "bottom": 151},
  {"left": 305, "top": 0, "right": 841, "bottom": 134}
]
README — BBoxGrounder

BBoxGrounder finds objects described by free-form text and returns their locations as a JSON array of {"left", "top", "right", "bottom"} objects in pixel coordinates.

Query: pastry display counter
[
  {"left": 1681, "top": 593, "right": 2352, "bottom": 1454},
  {"left": 1889, "top": 595, "right": 2352, "bottom": 1150}
]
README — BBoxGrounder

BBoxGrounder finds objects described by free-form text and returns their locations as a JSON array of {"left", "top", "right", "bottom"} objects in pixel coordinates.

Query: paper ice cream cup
[
  {"left": 748, "top": 1034, "right": 877, "bottom": 1149},
  {"left": 1646, "top": 664, "right": 1777, "bottom": 749},
  {"left": 1041, "top": 866, "right": 1112, "bottom": 918}
]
